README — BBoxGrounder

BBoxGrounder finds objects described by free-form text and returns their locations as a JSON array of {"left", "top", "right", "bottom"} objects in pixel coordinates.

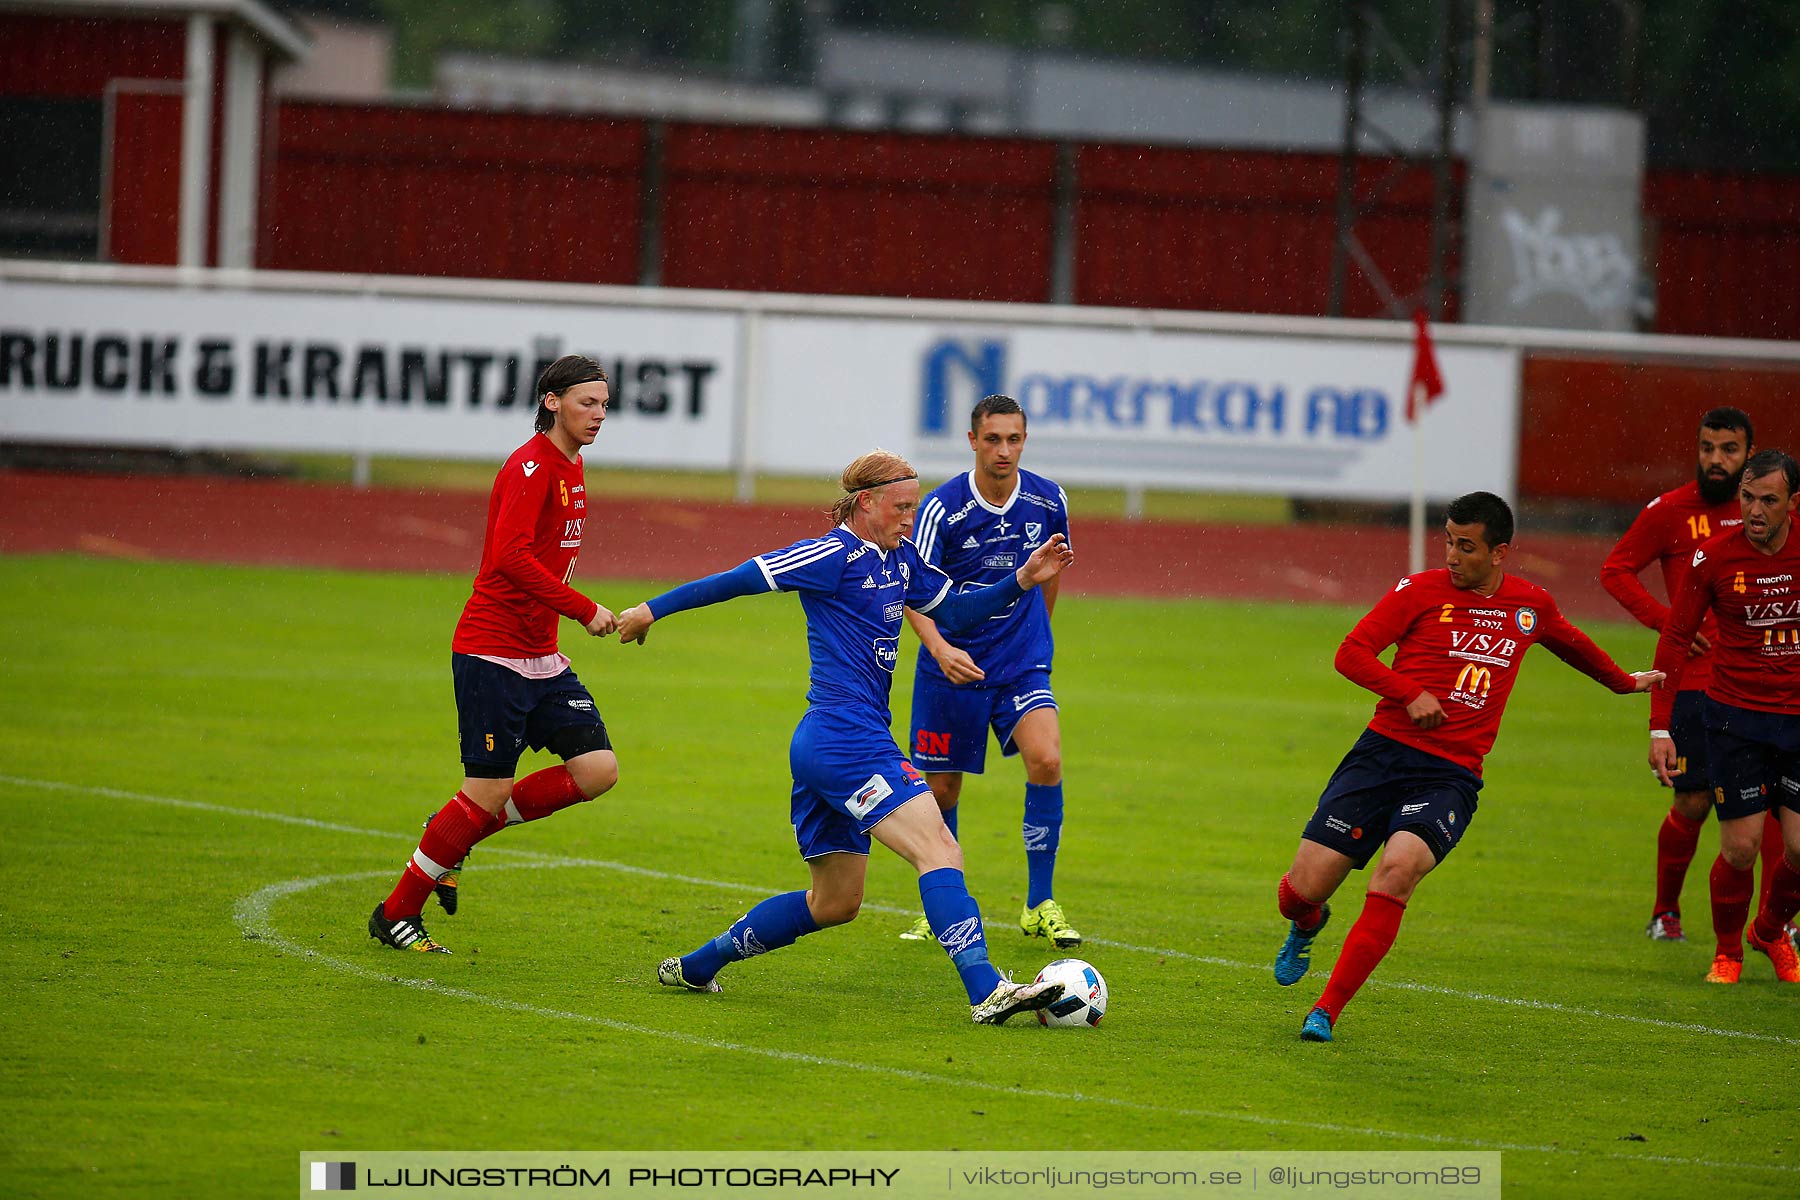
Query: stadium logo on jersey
[
  {"left": 1514, "top": 608, "right": 1538, "bottom": 634},
  {"left": 1025, "top": 523, "right": 1043, "bottom": 545},
  {"left": 935, "top": 916, "right": 984, "bottom": 956},
  {"left": 962, "top": 535, "right": 980, "bottom": 549},
  {"left": 873, "top": 636, "right": 900, "bottom": 672},
  {"left": 848, "top": 772, "right": 894, "bottom": 818}
]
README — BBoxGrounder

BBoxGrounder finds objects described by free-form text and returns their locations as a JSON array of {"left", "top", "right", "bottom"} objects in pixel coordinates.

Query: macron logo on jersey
[
  {"left": 523, "top": 461, "right": 540, "bottom": 477},
  {"left": 1395, "top": 578, "right": 1413, "bottom": 592},
  {"left": 1693, "top": 549, "right": 1706, "bottom": 568}
]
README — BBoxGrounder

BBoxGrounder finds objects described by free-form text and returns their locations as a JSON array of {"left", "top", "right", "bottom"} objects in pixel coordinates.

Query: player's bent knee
[
  {"left": 563, "top": 749, "right": 619, "bottom": 799},
  {"left": 1673, "top": 791, "right": 1711, "bottom": 822},
  {"left": 1025, "top": 753, "right": 1062, "bottom": 784},
  {"left": 811, "top": 895, "right": 863, "bottom": 927}
]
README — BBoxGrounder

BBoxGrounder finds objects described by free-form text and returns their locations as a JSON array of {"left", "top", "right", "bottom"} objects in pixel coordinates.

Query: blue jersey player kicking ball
[
  {"left": 614, "top": 449, "right": 1076, "bottom": 1023},
  {"left": 899, "top": 395, "right": 1081, "bottom": 949}
]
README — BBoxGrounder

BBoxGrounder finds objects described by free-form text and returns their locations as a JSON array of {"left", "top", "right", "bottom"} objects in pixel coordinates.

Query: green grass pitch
[{"left": 0, "top": 554, "right": 1795, "bottom": 1197}]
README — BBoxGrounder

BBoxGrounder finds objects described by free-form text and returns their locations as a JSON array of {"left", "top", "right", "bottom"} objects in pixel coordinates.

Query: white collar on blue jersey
[
  {"left": 837, "top": 522, "right": 886, "bottom": 554},
  {"left": 967, "top": 469, "right": 1022, "bottom": 516}
]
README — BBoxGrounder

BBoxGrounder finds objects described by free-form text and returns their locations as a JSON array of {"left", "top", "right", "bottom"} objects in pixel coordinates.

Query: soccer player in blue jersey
[
  {"left": 613, "top": 449, "right": 1076, "bottom": 1023},
  {"left": 897, "top": 395, "right": 1081, "bottom": 948}
]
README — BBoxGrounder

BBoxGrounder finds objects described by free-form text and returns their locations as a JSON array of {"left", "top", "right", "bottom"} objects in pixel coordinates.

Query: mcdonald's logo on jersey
[{"left": 1451, "top": 663, "right": 1494, "bottom": 703}]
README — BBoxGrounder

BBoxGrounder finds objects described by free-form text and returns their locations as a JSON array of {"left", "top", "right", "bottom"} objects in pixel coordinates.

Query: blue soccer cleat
[
  {"left": 1274, "top": 903, "right": 1330, "bottom": 986},
  {"left": 1300, "top": 1006, "right": 1335, "bottom": 1042}
]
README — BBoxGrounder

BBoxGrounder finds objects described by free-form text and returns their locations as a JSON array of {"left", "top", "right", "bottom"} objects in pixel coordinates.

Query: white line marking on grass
[
  {"left": 10, "top": 772, "right": 1800, "bottom": 1057},
  {"left": 235, "top": 865, "right": 1800, "bottom": 1176}
]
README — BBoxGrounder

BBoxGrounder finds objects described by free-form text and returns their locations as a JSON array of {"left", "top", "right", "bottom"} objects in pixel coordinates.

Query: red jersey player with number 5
[
  {"left": 368, "top": 355, "right": 621, "bottom": 955},
  {"left": 1271, "top": 492, "right": 1663, "bottom": 1042},
  {"left": 1650, "top": 449, "right": 1800, "bottom": 985}
]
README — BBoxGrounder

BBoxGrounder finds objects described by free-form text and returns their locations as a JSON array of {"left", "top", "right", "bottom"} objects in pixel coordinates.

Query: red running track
[{"left": 0, "top": 470, "right": 1640, "bottom": 622}]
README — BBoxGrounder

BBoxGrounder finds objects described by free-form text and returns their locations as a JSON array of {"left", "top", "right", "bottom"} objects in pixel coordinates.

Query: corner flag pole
[
  {"left": 1409, "top": 380, "right": 1426, "bottom": 574},
  {"left": 1404, "top": 310, "right": 1445, "bottom": 575}
]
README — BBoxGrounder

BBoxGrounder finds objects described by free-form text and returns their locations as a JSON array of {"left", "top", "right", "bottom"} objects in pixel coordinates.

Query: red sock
[
  {"left": 1708, "top": 854, "right": 1754, "bottom": 960},
  {"left": 1278, "top": 873, "right": 1324, "bottom": 930},
  {"left": 383, "top": 792, "right": 488, "bottom": 919},
  {"left": 1315, "top": 890, "right": 1407, "bottom": 1022},
  {"left": 1750, "top": 852, "right": 1800, "bottom": 946},
  {"left": 1653, "top": 807, "right": 1704, "bottom": 915},
  {"left": 510, "top": 765, "right": 589, "bottom": 823},
  {"left": 1758, "top": 813, "right": 1785, "bottom": 908}
]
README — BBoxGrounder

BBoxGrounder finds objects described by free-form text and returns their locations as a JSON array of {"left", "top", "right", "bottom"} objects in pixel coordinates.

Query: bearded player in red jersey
[
  {"left": 368, "top": 355, "right": 621, "bottom": 954},
  {"left": 1651, "top": 450, "right": 1800, "bottom": 985},
  {"left": 1272, "top": 492, "right": 1663, "bottom": 1042},
  {"left": 1600, "top": 408, "right": 1788, "bottom": 943}
]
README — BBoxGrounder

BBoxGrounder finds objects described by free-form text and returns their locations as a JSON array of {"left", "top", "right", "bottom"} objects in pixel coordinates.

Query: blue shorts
[
  {"left": 1665, "top": 690, "right": 1712, "bottom": 793},
  {"left": 789, "top": 708, "right": 934, "bottom": 860},
  {"left": 908, "top": 669, "right": 1057, "bottom": 774},
  {"left": 1301, "top": 728, "right": 1483, "bottom": 868},
  {"left": 451, "top": 653, "right": 608, "bottom": 776},
  {"left": 1703, "top": 696, "right": 1800, "bottom": 822}
]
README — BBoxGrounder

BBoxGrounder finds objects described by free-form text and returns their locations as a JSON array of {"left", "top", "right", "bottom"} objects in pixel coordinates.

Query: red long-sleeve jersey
[
  {"left": 1651, "top": 528, "right": 1800, "bottom": 728},
  {"left": 1600, "top": 481, "right": 1740, "bottom": 694},
  {"left": 452, "top": 433, "right": 599, "bottom": 658},
  {"left": 1338, "top": 569, "right": 1637, "bottom": 775}
]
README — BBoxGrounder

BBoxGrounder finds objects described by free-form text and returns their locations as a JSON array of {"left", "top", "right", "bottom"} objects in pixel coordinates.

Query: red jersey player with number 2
[
  {"left": 368, "top": 355, "right": 621, "bottom": 955},
  {"left": 1650, "top": 449, "right": 1800, "bottom": 985},
  {"left": 1271, "top": 492, "right": 1662, "bottom": 1043}
]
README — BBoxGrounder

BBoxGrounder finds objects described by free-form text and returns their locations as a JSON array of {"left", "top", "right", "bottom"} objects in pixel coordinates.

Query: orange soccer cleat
[
  {"left": 1704, "top": 954, "right": 1742, "bottom": 985},
  {"left": 1747, "top": 927, "right": 1800, "bottom": 983}
]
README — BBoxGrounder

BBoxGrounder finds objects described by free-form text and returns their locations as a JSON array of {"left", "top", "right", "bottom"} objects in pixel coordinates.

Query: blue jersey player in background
[
  {"left": 899, "top": 395, "right": 1081, "bottom": 948},
  {"left": 613, "top": 449, "right": 1077, "bottom": 1024}
]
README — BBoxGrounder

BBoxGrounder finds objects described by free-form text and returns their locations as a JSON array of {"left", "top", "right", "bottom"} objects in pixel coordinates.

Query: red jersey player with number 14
[
  {"left": 368, "top": 355, "right": 622, "bottom": 955},
  {"left": 1650, "top": 449, "right": 1800, "bottom": 985},
  {"left": 1271, "top": 492, "right": 1662, "bottom": 1043}
]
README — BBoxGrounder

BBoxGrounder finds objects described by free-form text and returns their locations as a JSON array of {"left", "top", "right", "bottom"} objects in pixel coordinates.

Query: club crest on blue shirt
[
  {"left": 1515, "top": 607, "right": 1538, "bottom": 634},
  {"left": 1025, "top": 522, "right": 1043, "bottom": 546}
]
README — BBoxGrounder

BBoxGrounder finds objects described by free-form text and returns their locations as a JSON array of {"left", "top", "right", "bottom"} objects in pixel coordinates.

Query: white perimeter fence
[{"left": 3, "top": 261, "right": 1797, "bottom": 506}]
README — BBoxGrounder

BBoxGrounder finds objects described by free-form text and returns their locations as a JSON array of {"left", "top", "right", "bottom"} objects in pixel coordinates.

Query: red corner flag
[{"left": 1407, "top": 310, "right": 1445, "bottom": 422}]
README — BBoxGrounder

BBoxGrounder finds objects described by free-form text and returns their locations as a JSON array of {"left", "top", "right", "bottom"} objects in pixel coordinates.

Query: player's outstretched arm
[
  {"left": 1627, "top": 670, "right": 1665, "bottom": 692},
  {"left": 1015, "top": 533, "right": 1074, "bottom": 589},
  {"left": 616, "top": 559, "right": 773, "bottom": 646}
]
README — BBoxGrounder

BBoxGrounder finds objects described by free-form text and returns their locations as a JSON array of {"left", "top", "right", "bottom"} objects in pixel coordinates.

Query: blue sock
[
  {"left": 942, "top": 803, "right": 959, "bottom": 841},
  {"left": 680, "top": 890, "right": 819, "bottom": 984},
  {"left": 1023, "top": 782, "right": 1064, "bottom": 908},
  {"left": 919, "top": 866, "right": 1002, "bottom": 1003}
]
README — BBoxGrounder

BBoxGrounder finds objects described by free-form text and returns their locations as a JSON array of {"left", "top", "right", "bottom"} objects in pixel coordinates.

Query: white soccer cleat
[
  {"left": 970, "top": 974, "right": 1064, "bottom": 1024},
  {"left": 657, "top": 956, "right": 721, "bottom": 993}
]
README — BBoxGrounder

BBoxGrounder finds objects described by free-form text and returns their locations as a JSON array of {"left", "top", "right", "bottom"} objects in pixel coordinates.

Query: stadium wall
[{"left": 252, "top": 102, "right": 1800, "bottom": 340}]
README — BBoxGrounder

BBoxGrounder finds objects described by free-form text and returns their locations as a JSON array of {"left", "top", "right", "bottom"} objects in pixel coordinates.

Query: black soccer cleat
[{"left": 368, "top": 903, "right": 451, "bottom": 954}]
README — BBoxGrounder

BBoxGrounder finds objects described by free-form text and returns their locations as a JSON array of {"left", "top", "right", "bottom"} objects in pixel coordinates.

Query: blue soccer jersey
[
  {"left": 912, "top": 468, "right": 1070, "bottom": 687},
  {"left": 754, "top": 526, "right": 955, "bottom": 730}
]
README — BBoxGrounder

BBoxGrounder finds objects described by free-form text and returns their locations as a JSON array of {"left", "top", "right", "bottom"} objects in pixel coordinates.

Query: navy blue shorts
[
  {"left": 1302, "top": 728, "right": 1483, "bottom": 868},
  {"left": 789, "top": 708, "right": 934, "bottom": 860},
  {"left": 451, "top": 653, "right": 608, "bottom": 777},
  {"left": 1703, "top": 696, "right": 1800, "bottom": 821},
  {"left": 1665, "top": 690, "right": 1712, "bottom": 794},
  {"left": 908, "top": 669, "right": 1057, "bottom": 774}
]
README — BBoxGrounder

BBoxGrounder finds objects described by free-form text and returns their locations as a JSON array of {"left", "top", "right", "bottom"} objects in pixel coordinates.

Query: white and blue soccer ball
[{"left": 1034, "top": 958, "right": 1107, "bottom": 1027}]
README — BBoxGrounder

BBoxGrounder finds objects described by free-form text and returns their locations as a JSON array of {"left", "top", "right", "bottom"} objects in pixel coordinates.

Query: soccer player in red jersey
[
  {"left": 1650, "top": 449, "right": 1800, "bottom": 984},
  {"left": 368, "top": 355, "right": 621, "bottom": 954},
  {"left": 1272, "top": 492, "right": 1662, "bottom": 1042},
  {"left": 1599, "top": 408, "right": 1789, "bottom": 942}
]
